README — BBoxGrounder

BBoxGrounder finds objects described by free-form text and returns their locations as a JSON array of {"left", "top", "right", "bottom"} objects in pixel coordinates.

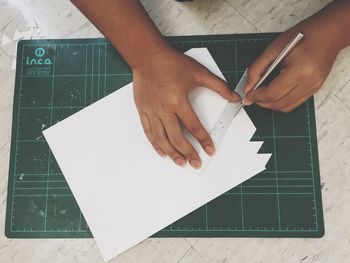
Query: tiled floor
[{"left": 0, "top": 0, "right": 349, "bottom": 262}]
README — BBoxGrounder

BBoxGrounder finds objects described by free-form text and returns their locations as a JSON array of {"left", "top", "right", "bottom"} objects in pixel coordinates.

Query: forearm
[
  {"left": 71, "top": 0, "right": 169, "bottom": 70},
  {"left": 299, "top": 0, "right": 350, "bottom": 51}
]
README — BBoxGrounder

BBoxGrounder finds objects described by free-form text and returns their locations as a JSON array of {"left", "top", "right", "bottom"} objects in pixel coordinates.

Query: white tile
[{"left": 1, "top": 0, "right": 350, "bottom": 262}]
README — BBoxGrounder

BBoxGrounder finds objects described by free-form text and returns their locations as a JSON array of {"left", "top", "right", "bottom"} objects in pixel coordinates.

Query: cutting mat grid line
[
  {"left": 5, "top": 34, "right": 324, "bottom": 238},
  {"left": 271, "top": 110, "right": 282, "bottom": 230},
  {"left": 14, "top": 135, "right": 312, "bottom": 142},
  {"left": 235, "top": 39, "right": 245, "bottom": 231}
]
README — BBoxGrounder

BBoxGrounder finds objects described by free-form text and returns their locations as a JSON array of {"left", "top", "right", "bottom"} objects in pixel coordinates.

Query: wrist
[
  {"left": 132, "top": 44, "right": 177, "bottom": 74},
  {"left": 290, "top": 16, "right": 345, "bottom": 56},
  {"left": 297, "top": 1, "right": 350, "bottom": 52},
  {"left": 131, "top": 41, "right": 175, "bottom": 72}
]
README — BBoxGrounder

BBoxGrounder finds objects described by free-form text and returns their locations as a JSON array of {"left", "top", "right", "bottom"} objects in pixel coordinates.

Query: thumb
[{"left": 198, "top": 70, "right": 241, "bottom": 102}]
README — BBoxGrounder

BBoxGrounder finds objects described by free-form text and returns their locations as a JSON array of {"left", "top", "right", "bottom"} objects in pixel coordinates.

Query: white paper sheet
[
  {"left": 43, "top": 48, "right": 271, "bottom": 262},
  {"left": 182, "top": 49, "right": 239, "bottom": 173}
]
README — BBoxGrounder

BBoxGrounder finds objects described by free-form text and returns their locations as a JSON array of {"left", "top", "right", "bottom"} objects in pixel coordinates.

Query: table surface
[{"left": 0, "top": 0, "right": 349, "bottom": 263}]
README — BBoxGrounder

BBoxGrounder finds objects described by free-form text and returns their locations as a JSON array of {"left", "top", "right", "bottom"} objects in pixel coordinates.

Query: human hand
[
  {"left": 133, "top": 48, "right": 240, "bottom": 169},
  {"left": 244, "top": 20, "right": 341, "bottom": 112}
]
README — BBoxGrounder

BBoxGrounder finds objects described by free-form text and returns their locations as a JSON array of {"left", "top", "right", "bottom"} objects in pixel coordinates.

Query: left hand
[{"left": 243, "top": 20, "right": 341, "bottom": 112}]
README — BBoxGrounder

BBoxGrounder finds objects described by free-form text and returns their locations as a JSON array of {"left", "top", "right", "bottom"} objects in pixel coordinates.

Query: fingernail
[
  {"left": 190, "top": 159, "right": 202, "bottom": 169},
  {"left": 156, "top": 149, "right": 166, "bottom": 157},
  {"left": 243, "top": 98, "right": 254, "bottom": 106},
  {"left": 231, "top": 91, "right": 241, "bottom": 102},
  {"left": 175, "top": 157, "right": 185, "bottom": 166},
  {"left": 204, "top": 145, "right": 215, "bottom": 156}
]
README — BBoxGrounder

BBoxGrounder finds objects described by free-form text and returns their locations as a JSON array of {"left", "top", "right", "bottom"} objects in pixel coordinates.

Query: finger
[
  {"left": 150, "top": 116, "right": 186, "bottom": 166},
  {"left": 197, "top": 68, "right": 241, "bottom": 102},
  {"left": 245, "top": 48, "right": 282, "bottom": 96},
  {"left": 255, "top": 83, "right": 315, "bottom": 113},
  {"left": 244, "top": 68, "right": 299, "bottom": 105},
  {"left": 161, "top": 113, "right": 201, "bottom": 169},
  {"left": 244, "top": 33, "right": 297, "bottom": 95},
  {"left": 177, "top": 100, "right": 215, "bottom": 157},
  {"left": 139, "top": 112, "right": 165, "bottom": 157}
]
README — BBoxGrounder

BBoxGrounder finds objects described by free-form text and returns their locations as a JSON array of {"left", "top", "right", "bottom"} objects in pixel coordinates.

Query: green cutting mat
[{"left": 5, "top": 33, "right": 324, "bottom": 238}]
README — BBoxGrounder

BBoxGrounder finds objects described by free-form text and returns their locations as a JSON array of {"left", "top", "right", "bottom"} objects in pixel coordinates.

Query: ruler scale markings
[
  {"left": 10, "top": 44, "right": 25, "bottom": 231},
  {"left": 306, "top": 100, "right": 319, "bottom": 230},
  {"left": 44, "top": 44, "right": 57, "bottom": 231}
]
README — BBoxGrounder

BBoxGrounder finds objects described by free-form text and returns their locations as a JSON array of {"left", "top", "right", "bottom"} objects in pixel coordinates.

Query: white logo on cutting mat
[{"left": 26, "top": 47, "right": 52, "bottom": 65}]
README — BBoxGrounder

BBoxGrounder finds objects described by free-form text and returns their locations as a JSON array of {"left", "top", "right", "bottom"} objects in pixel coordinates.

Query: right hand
[{"left": 133, "top": 48, "right": 240, "bottom": 169}]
